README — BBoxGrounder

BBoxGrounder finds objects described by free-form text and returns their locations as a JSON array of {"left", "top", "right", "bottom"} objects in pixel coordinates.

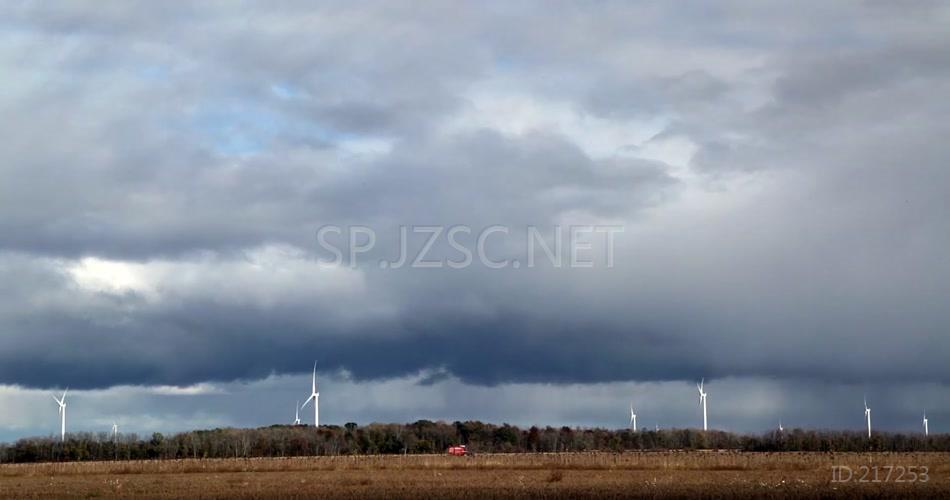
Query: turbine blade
[{"left": 302, "top": 394, "right": 314, "bottom": 407}]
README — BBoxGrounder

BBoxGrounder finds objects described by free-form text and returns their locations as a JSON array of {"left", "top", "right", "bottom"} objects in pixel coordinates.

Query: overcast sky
[{"left": 1, "top": 1, "right": 949, "bottom": 441}]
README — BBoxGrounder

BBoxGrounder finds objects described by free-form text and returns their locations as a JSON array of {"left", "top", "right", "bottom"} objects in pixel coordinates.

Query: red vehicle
[{"left": 447, "top": 444, "right": 470, "bottom": 456}]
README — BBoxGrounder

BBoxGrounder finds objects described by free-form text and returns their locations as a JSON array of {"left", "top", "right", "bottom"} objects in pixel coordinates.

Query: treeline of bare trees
[{"left": 1, "top": 421, "right": 947, "bottom": 463}]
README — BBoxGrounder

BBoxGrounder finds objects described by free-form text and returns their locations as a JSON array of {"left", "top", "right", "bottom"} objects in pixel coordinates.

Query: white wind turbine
[
  {"left": 864, "top": 398, "right": 872, "bottom": 438},
  {"left": 778, "top": 420, "right": 784, "bottom": 432},
  {"left": 629, "top": 402, "right": 637, "bottom": 432},
  {"left": 112, "top": 422, "right": 118, "bottom": 443},
  {"left": 697, "top": 378, "right": 708, "bottom": 431},
  {"left": 302, "top": 361, "right": 319, "bottom": 427},
  {"left": 923, "top": 412, "right": 929, "bottom": 436},
  {"left": 294, "top": 400, "right": 301, "bottom": 425},
  {"left": 52, "top": 388, "right": 68, "bottom": 442}
]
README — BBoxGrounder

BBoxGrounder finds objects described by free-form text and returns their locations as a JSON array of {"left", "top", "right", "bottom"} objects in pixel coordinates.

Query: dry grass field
[{"left": 1, "top": 452, "right": 947, "bottom": 498}]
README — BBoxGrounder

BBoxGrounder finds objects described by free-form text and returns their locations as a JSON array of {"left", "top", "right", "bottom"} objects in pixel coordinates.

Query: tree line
[{"left": 1, "top": 421, "right": 947, "bottom": 463}]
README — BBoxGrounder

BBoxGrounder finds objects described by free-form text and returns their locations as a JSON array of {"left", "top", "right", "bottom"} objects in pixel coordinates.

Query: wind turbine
[
  {"left": 294, "top": 401, "right": 301, "bottom": 425},
  {"left": 52, "top": 388, "right": 67, "bottom": 442},
  {"left": 923, "top": 412, "right": 929, "bottom": 436},
  {"left": 778, "top": 420, "right": 784, "bottom": 433},
  {"left": 629, "top": 402, "right": 637, "bottom": 431},
  {"left": 697, "top": 378, "right": 708, "bottom": 431},
  {"left": 302, "top": 361, "right": 319, "bottom": 427},
  {"left": 111, "top": 421, "right": 120, "bottom": 460},
  {"left": 864, "top": 398, "right": 872, "bottom": 439}
]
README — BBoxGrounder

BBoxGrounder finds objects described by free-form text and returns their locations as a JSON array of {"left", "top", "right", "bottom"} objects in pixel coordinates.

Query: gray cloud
[{"left": 0, "top": 1, "right": 949, "bottom": 432}]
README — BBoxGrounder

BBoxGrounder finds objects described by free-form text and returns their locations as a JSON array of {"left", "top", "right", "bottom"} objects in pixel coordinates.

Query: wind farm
[
  {"left": 16, "top": 367, "right": 948, "bottom": 445},
  {"left": 15, "top": 370, "right": 945, "bottom": 449},
  {"left": 1, "top": 366, "right": 949, "bottom": 499},
  {"left": 26, "top": 366, "right": 946, "bottom": 446}
]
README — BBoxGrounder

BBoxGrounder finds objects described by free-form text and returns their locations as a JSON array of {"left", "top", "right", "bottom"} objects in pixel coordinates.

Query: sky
[{"left": 1, "top": 1, "right": 949, "bottom": 441}]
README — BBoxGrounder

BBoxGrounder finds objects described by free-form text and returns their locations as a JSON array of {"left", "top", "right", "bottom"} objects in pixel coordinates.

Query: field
[{"left": 1, "top": 452, "right": 948, "bottom": 498}]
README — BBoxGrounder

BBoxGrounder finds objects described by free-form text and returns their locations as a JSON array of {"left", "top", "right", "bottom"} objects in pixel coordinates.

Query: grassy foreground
[{"left": 1, "top": 451, "right": 948, "bottom": 498}]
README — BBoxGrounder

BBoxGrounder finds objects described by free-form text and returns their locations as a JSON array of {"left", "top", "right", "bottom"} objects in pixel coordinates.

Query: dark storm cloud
[{"left": 0, "top": 0, "right": 949, "bottom": 410}]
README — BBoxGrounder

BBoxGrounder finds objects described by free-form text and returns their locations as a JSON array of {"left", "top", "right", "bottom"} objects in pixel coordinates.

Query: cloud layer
[{"left": 0, "top": 1, "right": 949, "bottom": 432}]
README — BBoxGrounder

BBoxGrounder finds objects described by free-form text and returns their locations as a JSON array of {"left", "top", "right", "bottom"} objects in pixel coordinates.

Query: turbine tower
[
  {"left": 112, "top": 422, "right": 118, "bottom": 443},
  {"left": 294, "top": 400, "right": 301, "bottom": 425},
  {"left": 864, "top": 398, "right": 872, "bottom": 439},
  {"left": 52, "top": 388, "right": 67, "bottom": 442},
  {"left": 697, "top": 378, "right": 708, "bottom": 431},
  {"left": 302, "top": 361, "right": 320, "bottom": 427},
  {"left": 923, "top": 412, "right": 929, "bottom": 436},
  {"left": 629, "top": 402, "right": 637, "bottom": 432}
]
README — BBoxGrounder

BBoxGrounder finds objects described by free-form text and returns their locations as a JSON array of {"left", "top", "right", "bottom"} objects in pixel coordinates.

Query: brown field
[{"left": 1, "top": 452, "right": 948, "bottom": 499}]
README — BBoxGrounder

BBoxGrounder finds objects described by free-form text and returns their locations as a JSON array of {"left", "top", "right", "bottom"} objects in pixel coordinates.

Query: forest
[{"left": 1, "top": 421, "right": 947, "bottom": 463}]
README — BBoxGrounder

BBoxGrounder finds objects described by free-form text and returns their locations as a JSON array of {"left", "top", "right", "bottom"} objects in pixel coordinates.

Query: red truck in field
[{"left": 446, "top": 444, "right": 470, "bottom": 456}]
